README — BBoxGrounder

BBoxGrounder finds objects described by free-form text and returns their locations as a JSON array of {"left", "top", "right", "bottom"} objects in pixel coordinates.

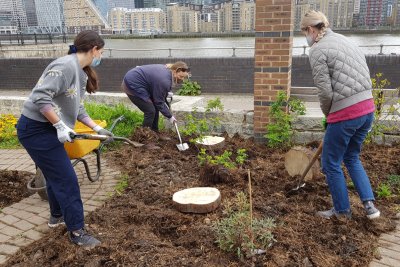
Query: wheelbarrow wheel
[{"left": 27, "top": 168, "right": 48, "bottom": 201}]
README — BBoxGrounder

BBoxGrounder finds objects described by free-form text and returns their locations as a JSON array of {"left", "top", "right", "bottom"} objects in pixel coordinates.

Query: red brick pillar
[{"left": 253, "top": 0, "right": 294, "bottom": 141}]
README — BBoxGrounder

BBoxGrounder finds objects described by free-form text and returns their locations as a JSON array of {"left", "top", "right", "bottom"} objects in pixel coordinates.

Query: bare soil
[
  {"left": 4, "top": 128, "right": 400, "bottom": 267},
  {"left": 0, "top": 170, "right": 35, "bottom": 209}
]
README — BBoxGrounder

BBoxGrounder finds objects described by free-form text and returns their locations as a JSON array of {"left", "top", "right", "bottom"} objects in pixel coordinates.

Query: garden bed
[
  {"left": 4, "top": 129, "right": 400, "bottom": 267},
  {"left": 0, "top": 170, "right": 35, "bottom": 209}
]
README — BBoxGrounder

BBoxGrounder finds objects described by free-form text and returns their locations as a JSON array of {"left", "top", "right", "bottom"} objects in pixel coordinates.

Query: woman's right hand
[{"left": 53, "top": 120, "right": 76, "bottom": 143}]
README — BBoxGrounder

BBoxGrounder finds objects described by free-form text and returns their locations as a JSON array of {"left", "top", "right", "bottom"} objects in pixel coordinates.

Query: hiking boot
[
  {"left": 48, "top": 215, "right": 65, "bottom": 228},
  {"left": 316, "top": 208, "right": 352, "bottom": 219},
  {"left": 363, "top": 201, "right": 380, "bottom": 220},
  {"left": 69, "top": 228, "right": 101, "bottom": 248}
]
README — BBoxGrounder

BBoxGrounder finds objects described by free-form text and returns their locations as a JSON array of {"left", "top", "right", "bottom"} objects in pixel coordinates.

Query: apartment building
[
  {"left": 166, "top": 3, "right": 200, "bottom": 32},
  {"left": 64, "top": 0, "right": 110, "bottom": 33},
  {"left": 109, "top": 7, "right": 165, "bottom": 34}
]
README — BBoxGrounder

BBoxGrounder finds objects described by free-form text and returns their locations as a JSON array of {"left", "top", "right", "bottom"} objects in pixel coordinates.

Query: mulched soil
[
  {"left": 4, "top": 128, "right": 400, "bottom": 267},
  {"left": 0, "top": 170, "right": 35, "bottom": 209}
]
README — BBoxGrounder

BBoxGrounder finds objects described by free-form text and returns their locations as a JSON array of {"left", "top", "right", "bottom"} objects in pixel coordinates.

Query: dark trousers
[
  {"left": 16, "top": 115, "right": 84, "bottom": 232},
  {"left": 127, "top": 94, "right": 159, "bottom": 131}
]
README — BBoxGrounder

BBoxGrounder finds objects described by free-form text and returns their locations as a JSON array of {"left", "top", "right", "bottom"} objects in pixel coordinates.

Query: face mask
[
  {"left": 90, "top": 56, "right": 101, "bottom": 67},
  {"left": 306, "top": 34, "right": 315, "bottom": 47}
]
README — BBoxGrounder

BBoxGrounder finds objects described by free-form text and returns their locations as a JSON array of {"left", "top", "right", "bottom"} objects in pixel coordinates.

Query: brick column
[{"left": 253, "top": 0, "right": 294, "bottom": 141}]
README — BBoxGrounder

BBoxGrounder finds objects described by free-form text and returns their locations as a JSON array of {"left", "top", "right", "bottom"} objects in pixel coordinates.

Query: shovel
[
  {"left": 173, "top": 121, "right": 189, "bottom": 151},
  {"left": 70, "top": 133, "right": 144, "bottom": 147},
  {"left": 289, "top": 141, "right": 323, "bottom": 192}
]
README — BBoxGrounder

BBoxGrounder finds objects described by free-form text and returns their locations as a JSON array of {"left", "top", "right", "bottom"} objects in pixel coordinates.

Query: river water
[{"left": 103, "top": 33, "right": 400, "bottom": 58}]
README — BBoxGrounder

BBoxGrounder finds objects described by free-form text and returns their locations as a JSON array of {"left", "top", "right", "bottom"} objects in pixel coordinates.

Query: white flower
[
  {"left": 46, "top": 70, "right": 62, "bottom": 77},
  {"left": 65, "top": 87, "right": 77, "bottom": 98},
  {"left": 36, "top": 77, "right": 44, "bottom": 88},
  {"left": 46, "top": 90, "right": 56, "bottom": 98},
  {"left": 53, "top": 104, "right": 62, "bottom": 117}
]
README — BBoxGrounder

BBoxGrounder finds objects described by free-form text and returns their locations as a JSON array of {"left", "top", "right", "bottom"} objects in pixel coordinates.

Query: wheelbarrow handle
[{"left": 70, "top": 133, "right": 144, "bottom": 147}]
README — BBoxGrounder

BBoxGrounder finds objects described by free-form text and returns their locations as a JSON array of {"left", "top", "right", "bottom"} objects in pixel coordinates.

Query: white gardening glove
[
  {"left": 93, "top": 125, "right": 114, "bottom": 137},
  {"left": 169, "top": 116, "right": 177, "bottom": 124},
  {"left": 53, "top": 120, "right": 75, "bottom": 143},
  {"left": 167, "top": 92, "right": 174, "bottom": 98}
]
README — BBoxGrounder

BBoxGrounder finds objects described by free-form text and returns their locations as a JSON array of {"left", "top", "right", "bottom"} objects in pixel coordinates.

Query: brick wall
[
  {"left": 253, "top": 0, "right": 294, "bottom": 140},
  {"left": 0, "top": 55, "right": 399, "bottom": 92}
]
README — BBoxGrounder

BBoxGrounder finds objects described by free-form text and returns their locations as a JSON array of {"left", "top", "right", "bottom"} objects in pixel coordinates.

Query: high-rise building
[
  {"left": 109, "top": 7, "right": 165, "bottom": 33},
  {"left": 166, "top": 3, "right": 200, "bottom": 32},
  {"left": 22, "top": 0, "right": 38, "bottom": 27},
  {"left": 93, "top": 0, "right": 108, "bottom": 19},
  {"left": 359, "top": 0, "right": 389, "bottom": 27},
  {"left": 34, "top": 0, "right": 65, "bottom": 33},
  {"left": 0, "top": 0, "right": 28, "bottom": 31},
  {"left": 64, "top": 0, "right": 110, "bottom": 33},
  {"left": 107, "top": 0, "right": 135, "bottom": 10}
]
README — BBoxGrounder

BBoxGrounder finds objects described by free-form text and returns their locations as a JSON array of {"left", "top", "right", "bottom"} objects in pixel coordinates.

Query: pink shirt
[{"left": 327, "top": 99, "right": 375, "bottom": 123}]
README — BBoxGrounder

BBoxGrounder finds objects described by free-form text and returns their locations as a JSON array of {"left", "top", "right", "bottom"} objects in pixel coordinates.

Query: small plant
[
  {"left": 366, "top": 73, "right": 400, "bottom": 143},
  {"left": 387, "top": 174, "right": 400, "bottom": 188},
  {"left": 180, "top": 107, "right": 221, "bottom": 142},
  {"left": 376, "top": 183, "right": 392, "bottom": 199},
  {"left": 176, "top": 80, "right": 201, "bottom": 96},
  {"left": 114, "top": 174, "right": 129, "bottom": 196},
  {"left": 206, "top": 97, "right": 224, "bottom": 112},
  {"left": 0, "top": 114, "right": 20, "bottom": 149},
  {"left": 214, "top": 192, "right": 276, "bottom": 259},
  {"left": 265, "top": 91, "right": 306, "bottom": 148},
  {"left": 235, "top": 149, "right": 248, "bottom": 165},
  {"left": 198, "top": 148, "right": 248, "bottom": 170},
  {"left": 347, "top": 180, "right": 355, "bottom": 190}
]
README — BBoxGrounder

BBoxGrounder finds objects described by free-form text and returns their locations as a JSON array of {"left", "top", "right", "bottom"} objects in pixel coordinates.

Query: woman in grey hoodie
[
  {"left": 16, "top": 30, "right": 113, "bottom": 247},
  {"left": 301, "top": 10, "right": 380, "bottom": 220}
]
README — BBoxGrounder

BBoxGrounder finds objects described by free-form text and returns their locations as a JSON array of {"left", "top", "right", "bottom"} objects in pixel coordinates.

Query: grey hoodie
[{"left": 21, "top": 54, "right": 89, "bottom": 128}]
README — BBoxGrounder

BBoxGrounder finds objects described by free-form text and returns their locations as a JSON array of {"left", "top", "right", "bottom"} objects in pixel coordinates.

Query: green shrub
[
  {"left": 176, "top": 80, "right": 201, "bottom": 96},
  {"left": 214, "top": 192, "right": 276, "bottom": 259}
]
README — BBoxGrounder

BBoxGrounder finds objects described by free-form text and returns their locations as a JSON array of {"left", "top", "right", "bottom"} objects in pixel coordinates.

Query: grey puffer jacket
[{"left": 309, "top": 28, "right": 373, "bottom": 116}]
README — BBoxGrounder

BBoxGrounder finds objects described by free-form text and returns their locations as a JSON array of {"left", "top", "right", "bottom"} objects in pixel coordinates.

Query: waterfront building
[
  {"left": 93, "top": 0, "right": 108, "bottom": 19},
  {"left": 22, "top": 0, "right": 38, "bottom": 27},
  {"left": 107, "top": 0, "right": 135, "bottom": 10},
  {"left": 109, "top": 7, "right": 165, "bottom": 34},
  {"left": 166, "top": 3, "right": 200, "bottom": 32},
  {"left": 358, "top": 0, "right": 389, "bottom": 28},
  {"left": 34, "top": 0, "right": 65, "bottom": 33},
  {"left": 0, "top": 0, "right": 28, "bottom": 31}
]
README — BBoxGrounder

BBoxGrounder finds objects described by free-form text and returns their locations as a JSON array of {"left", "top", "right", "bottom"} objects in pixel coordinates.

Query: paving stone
[
  {"left": 375, "top": 256, "right": 400, "bottom": 266},
  {"left": 379, "top": 240, "right": 400, "bottom": 252},
  {"left": 80, "top": 184, "right": 101, "bottom": 189},
  {"left": 0, "top": 215, "right": 20, "bottom": 225},
  {"left": 80, "top": 188, "right": 98, "bottom": 194},
  {"left": 1, "top": 207, "right": 18, "bottom": 215},
  {"left": 84, "top": 205, "right": 97, "bottom": 212},
  {"left": 0, "top": 233, "right": 11, "bottom": 242},
  {"left": 379, "top": 247, "right": 400, "bottom": 261},
  {"left": 12, "top": 210, "right": 37, "bottom": 220},
  {"left": 369, "top": 260, "right": 391, "bottom": 267},
  {"left": 20, "top": 197, "right": 42, "bottom": 205},
  {"left": 381, "top": 233, "right": 400, "bottom": 244},
  {"left": 0, "top": 244, "right": 20, "bottom": 255},
  {"left": 81, "top": 193, "right": 94, "bottom": 199},
  {"left": 23, "top": 229, "right": 43, "bottom": 241},
  {"left": 0, "top": 254, "right": 8, "bottom": 265},
  {"left": 84, "top": 200, "right": 103, "bottom": 207},
  {"left": 10, "top": 203, "right": 30, "bottom": 210},
  {"left": 34, "top": 224, "right": 50, "bottom": 234},
  {"left": 37, "top": 210, "right": 50, "bottom": 219},
  {"left": 91, "top": 195, "right": 108, "bottom": 201},
  {"left": 2, "top": 226, "right": 23, "bottom": 237},
  {"left": 25, "top": 206, "right": 47, "bottom": 214},
  {"left": 13, "top": 220, "right": 35, "bottom": 231},
  {"left": 0, "top": 222, "right": 6, "bottom": 230},
  {"left": 27, "top": 215, "right": 48, "bottom": 226},
  {"left": 8, "top": 236, "right": 35, "bottom": 247}
]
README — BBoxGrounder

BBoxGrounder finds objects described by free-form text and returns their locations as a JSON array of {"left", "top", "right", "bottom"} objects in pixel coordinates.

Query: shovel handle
[
  {"left": 70, "top": 133, "right": 144, "bottom": 147},
  {"left": 300, "top": 141, "right": 323, "bottom": 180},
  {"left": 174, "top": 121, "right": 184, "bottom": 145}
]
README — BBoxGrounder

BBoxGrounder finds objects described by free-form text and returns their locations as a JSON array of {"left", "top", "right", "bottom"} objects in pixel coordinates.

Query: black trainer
[
  {"left": 69, "top": 228, "right": 101, "bottom": 248},
  {"left": 48, "top": 215, "right": 65, "bottom": 228}
]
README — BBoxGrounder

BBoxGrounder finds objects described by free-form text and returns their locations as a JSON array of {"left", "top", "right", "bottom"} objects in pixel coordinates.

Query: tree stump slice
[
  {"left": 172, "top": 187, "right": 221, "bottom": 213},
  {"left": 284, "top": 146, "right": 320, "bottom": 181}
]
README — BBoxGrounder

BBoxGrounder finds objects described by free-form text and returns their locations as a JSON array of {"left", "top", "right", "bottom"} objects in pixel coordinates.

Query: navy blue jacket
[{"left": 123, "top": 64, "right": 172, "bottom": 118}]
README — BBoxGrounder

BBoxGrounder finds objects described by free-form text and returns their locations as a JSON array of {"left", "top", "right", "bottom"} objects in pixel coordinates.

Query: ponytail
[{"left": 83, "top": 66, "right": 99, "bottom": 93}]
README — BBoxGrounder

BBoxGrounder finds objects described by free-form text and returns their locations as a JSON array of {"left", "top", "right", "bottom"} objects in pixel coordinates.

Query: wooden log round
[
  {"left": 284, "top": 146, "right": 321, "bottom": 181},
  {"left": 172, "top": 187, "right": 221, "bottom": 213}
]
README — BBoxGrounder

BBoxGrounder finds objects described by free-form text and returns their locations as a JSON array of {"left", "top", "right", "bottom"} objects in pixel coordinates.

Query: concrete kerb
[{"left": 0, "top": 151, "right": 121, "bottom": 265}]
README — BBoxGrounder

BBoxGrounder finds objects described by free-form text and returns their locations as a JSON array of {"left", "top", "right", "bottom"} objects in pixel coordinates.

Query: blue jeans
[
  {"left": 16, "top": 115, "right": 84, "bottom": 231},
  {"left": 321, "top": 112, "right": 375, "bottom": 213}
]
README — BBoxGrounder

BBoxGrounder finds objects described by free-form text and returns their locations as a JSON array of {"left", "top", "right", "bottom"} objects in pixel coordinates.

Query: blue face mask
[
  {"left": 90, "top": 56, "right": 101, "bottom": 67},
  {"left": 306, "top": 34, "right": 315, "bottom": 47}
]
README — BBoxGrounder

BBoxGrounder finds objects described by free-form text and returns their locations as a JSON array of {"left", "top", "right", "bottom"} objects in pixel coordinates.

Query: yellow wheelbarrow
[{"left": 27, "top": 116, "right": 141, "bottom": 200}]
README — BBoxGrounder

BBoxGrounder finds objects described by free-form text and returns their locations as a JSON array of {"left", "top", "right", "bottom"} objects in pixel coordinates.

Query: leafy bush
[
  {"left": 176, "top": 80, "right": 201, "bottom": 96},
  {"left": 377, "top": 183, "right": 392, "bottom": 198},
  {"left": 198, "top": 148, "right": 247, "bottom": 169},
  {"left": 265, "top": 91, "right": 306, "bottom": 148},
  {"left": 214, "top": 192, "right": 276, "bottom": 258},
  {"left": 206, "top": 97, "right": 224, "bottom": 112}
]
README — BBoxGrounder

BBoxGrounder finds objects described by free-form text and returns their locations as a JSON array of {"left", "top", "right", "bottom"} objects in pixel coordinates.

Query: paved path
[{"left": 0, "top": 149, "right": 121, "bottom": 265}]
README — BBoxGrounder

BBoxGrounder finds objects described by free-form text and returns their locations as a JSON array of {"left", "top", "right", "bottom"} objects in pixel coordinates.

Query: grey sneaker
[
  {"left": 69, "top": 229, "right": 101, "bottom": 248},
  {"left": 48, "top": 215, "right": 65, "bottom": 228},
  {"left": 363, "top": 201, "right": 381, "bottom": 220},
  {"left": 316, "top": 208, "right": 352, "bottom": 219}
]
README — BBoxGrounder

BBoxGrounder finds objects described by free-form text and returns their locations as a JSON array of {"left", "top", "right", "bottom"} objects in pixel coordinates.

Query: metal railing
[
  {"left": 1, "top": 44, "right": 399, "bottom": 58},
  {"left": 0, "top": 33, "right": 68, "bottom": 46}
]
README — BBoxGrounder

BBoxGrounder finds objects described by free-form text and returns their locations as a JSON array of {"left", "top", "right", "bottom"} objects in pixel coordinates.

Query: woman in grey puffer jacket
[{"left": 301, "top": 10, "right": 380, "bottom": 220}]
